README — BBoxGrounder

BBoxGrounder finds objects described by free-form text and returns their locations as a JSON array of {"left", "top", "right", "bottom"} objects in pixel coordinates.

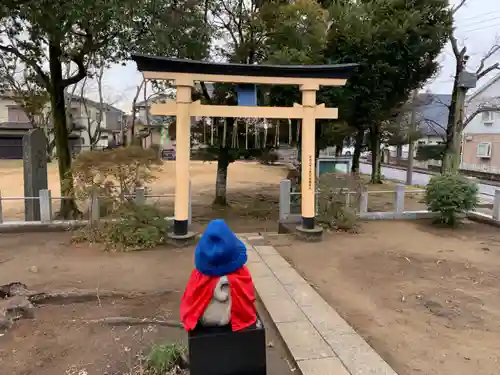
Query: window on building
[
  {"left": 477, "top": 142, "right": 492, "bottom": 158},
  {"left": 70, "top": 107, "right": 80, "bottom": 119},
  {"left": 7, "top": 106, "right": 29, "bottom": 123},
  {"left": 482, "top": 111, "right": 494, "bottom": 124}
]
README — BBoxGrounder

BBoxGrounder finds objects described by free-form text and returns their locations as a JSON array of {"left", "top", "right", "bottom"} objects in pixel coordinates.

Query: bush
[
  {"left": 72, "top": 202, "right": 170, "bottom": 251},
  {"left": 415, "top": 144, "right": 445, "bottom": 161},
  {"left": 425, "top": 173, "right": 478, "bottom": 226},
  {"left": 259, "top": 150, "right": 279, "bottom": 165},
  {"left": 316, "top": 173, "right": 364, "bottom": 232},
  {"left": 72, "top": 146, "right": 161, "bottom": 210}
]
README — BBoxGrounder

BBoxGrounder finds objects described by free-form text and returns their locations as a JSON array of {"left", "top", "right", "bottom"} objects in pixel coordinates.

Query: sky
[{"left": 100, "top": 0, "right": 500, "bottom": 112}]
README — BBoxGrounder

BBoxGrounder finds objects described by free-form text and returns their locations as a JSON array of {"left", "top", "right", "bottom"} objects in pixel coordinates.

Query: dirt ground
[
  {"left": 0, "top": 160, "right": 288, "bottom": 233},
  {"left": 365, "top": 183, "right": 426, "bottom": 213},
  {"left": 0, "top": 232, "right": 296, "bottom": 375},
  {"left": 273, "top": 220, "right": 500, "bottom": 375}
]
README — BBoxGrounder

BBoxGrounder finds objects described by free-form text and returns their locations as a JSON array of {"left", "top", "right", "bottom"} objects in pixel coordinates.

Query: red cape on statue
[{"left": 180, "top": 265, "right": 257, "bottom": 332}]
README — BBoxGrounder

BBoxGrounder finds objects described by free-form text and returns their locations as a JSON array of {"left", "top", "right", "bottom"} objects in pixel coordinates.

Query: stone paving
[{"left": 239, "top": 234, "right": 399, "bottom": 375}]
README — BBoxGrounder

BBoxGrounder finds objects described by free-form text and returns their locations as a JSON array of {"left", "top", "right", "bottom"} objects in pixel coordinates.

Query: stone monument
[{"left": 23, "top": 128, "right": 48, "bottom": 221}]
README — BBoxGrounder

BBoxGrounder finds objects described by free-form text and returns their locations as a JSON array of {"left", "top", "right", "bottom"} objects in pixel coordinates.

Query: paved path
[
  {"left": 239, "top": 233, "right": 398, "bottom": 375},
  {"left": 360, "top": 162, "right": 496, "bottom": 203}
]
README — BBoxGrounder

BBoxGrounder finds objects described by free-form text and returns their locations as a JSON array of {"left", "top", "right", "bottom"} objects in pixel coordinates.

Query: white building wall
[
  {"left": 0, "top": 97, "right": 16, "bottom": 122},
  {"left": 464, "top": 76, "right": 500, "bottom": 135},
  {"left": 73, "top": 101, "right": 109, "bottom": 148}
]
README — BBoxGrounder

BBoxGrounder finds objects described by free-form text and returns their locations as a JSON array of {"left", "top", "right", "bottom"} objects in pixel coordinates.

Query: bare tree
[
  {"left": 79, "top": 65, "right": 106, "bottom": 150},
  {"left": 443, "top": 0, "right": 500, "bottom": 172}
]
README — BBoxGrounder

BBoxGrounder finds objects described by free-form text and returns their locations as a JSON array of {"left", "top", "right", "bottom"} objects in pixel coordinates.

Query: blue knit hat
[{"left": 194, "top": 219, "right": 247, "bottom": 277}]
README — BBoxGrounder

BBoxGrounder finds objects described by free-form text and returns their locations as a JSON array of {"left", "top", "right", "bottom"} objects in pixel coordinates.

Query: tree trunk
[
  {"left": 334, "top": 137, "right": 344, "bottom": 157},
  {"left": 396, "top": 145, "right": 402, "bottom": 164},
  {"left": 263, "top": 125, "right": 268, "bottom": 148},
  {"left": 370, "top": 126, "right": 382, "bottom": 184},
  {"left": 48, "top": 40, "right": 80, "bottom": 219},
  {"left": 442, "top": 63, "right": 466, "bottom": 174},
  {"left": 213, "top": 146, "right": 230, "bottom": 206},
  {"left": 351, "top": 128, "right": 364, "bottom": 173},
  {"left": 245, "top": 122, "right": 249, "bottom": 149}
]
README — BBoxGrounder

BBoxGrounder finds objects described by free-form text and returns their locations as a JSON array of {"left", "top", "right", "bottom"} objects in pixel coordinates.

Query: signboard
[
  {"left": 316, "top": 156, "right": 352, "bottom": 177},
  {"left": 162, "top": 149, "right": 176, "bottom": 160}
]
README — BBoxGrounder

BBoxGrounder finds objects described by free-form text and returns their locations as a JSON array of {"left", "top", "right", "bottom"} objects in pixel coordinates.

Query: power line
[
  {"left": 460, "top": 14, "right": 500, "bottom": 28},
  {"left": 458, "top": 9, "right": 500, "bottom": 22},
  {"left": 462, "top": 21, "right": 500, "bottom": 33}
]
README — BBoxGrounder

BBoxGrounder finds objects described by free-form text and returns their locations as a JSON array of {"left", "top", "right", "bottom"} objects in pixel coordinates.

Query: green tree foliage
[
  {"left": 0, "top": 0, "right": 209, "bottom": 218},
  {"left": 323, "top": 0, "right": 452, "bottom": 180},
  {"left": 425, "top": 173, "right": 478, "bottom": 226},
  {"left": 416, "top": 144, "right": 446, "bottom": 161}
]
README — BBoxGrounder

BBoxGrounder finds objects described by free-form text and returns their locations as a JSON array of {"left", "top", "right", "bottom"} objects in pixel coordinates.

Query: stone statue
[{"left": 180, "top": 219, "right": 257, "bottom": 331}]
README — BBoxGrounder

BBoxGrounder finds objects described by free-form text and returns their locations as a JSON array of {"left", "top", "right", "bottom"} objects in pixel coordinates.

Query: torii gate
[{"left": 132, "top": 55, "right": 357, "bottom": 240}]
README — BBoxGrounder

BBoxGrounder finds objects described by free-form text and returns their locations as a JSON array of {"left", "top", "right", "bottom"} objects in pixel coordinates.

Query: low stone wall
[{"left": 387, "top": 160, "right": 500, "bottom": 184}]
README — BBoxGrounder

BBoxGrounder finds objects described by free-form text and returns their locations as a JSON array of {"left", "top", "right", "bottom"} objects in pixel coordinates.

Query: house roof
[
  {"left": 1, "top": 91, "right": 124, "bottom": 114},
  {"left": 67, "top": 94, "right": 124, "bottom": 114},
  {"left": 466, "top": 71, "right": 500, "bottom": 103},
  {"left": 415, "top": 93, "right": 451, "bottom": 137},
  {"left": 136, "top": 93, "right": 172, "bottom": 108},
  {"left": 0, "top": 122, "right": 33, "bottom": 130}
]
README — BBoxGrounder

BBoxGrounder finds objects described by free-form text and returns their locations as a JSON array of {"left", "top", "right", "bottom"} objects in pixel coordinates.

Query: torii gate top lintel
[{"left": 132, "top": 54, "right": 358, "bottom": 87}]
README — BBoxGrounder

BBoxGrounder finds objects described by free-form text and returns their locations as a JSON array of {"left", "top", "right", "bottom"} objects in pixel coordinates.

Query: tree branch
[
  {"left": 464, "top": 106, "right": 500, "bottom": 127},
  {"left": 452, "top": 0, "right": 467, "bottom": 15},
  {"left": 61, "top": 31, "right": 94, "bottom": 88},
  {"left": 0, "top": 45, "right": 50, "bottom": 88},
  {"left": 476, "top": 42, "right": 500, "bottom": 77},
  {"left": 200, "top": 81, "right": 212, "bottom": 104}
]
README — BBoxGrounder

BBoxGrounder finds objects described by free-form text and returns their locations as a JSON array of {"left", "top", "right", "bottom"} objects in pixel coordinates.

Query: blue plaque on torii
[{"left": 236, "top": 84, "right": 257, "bottom": 106}]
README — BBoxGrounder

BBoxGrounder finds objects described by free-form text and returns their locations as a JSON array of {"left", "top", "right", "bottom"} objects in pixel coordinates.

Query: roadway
[{"left": 359, "top": 162, "right": 497, "bottom": 203}]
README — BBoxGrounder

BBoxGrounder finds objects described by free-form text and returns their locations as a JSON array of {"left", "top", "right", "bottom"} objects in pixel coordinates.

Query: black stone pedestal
[{"left": 188, "top": 317, "right": 266, "bottom": 375}]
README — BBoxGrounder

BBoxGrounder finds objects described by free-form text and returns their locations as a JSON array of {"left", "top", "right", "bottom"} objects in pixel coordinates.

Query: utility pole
[{"left": 406, "top": 89, "right": 418, "bottom": 185}]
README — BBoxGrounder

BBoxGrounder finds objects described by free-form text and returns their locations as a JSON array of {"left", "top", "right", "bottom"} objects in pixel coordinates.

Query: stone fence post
[
  {"left": 359, "top": 191, "right": 368, "bottom": 214},
  {"left": 135, "top": 187, "right": 146, "bottom": 205},
  {"left": 90, "top": 192, "right": 100, "bottom": 225},
  {"left": 279, "top": 179, "right": 291, "bottom": 221},
  {"left": 395, "top": 184, "right": 405, "bottom": 214},
  {"left": 493, "top": 190, "right": 500, "bottom": 221},
  {"left": 39, "top": 189, "right": 52, "bottom": 223}
]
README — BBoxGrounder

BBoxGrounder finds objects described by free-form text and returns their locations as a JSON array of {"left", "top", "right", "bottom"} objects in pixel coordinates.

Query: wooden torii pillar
[{"left": 132, "top": 55, "right": 357, "bottom": 240}]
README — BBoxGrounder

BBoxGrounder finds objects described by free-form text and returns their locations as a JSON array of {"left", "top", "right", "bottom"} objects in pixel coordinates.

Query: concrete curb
[
  {"left": 467, "top": 211, "right": 500, "bottom": 228},
  {"left": 371, "top": 162, "right": 500, "bottom": 187},
  {"left": 240, "top": 233, "right": 399, "bottom": 375},
  {"left": 0, "top": 220, "right": 88, "bottom": 233}
]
